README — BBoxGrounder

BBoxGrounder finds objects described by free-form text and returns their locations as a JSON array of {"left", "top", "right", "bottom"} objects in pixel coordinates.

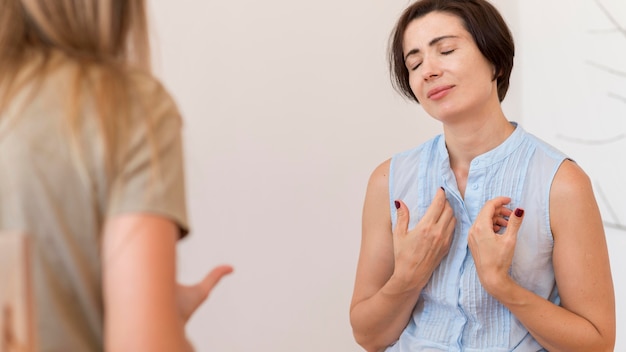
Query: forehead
[{"left": 402, "top": 11, "right": 470, "bottom": 51}]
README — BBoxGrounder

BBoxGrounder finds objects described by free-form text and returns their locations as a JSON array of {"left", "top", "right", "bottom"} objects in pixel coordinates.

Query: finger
[
  {"left": 493, "top": 216, "right": 509, "bottom": 228},
  {"left": 436, "top": 200, "right": 455, "bottom": 229},
  {"left": 500, "top": 207, "right": 513, "bottom": 218},
  {"left": 504, "top": 208, "right": 525, "bottom": 239},
  {"left": 476, "top": 196, "right": 511, "bottom": 222},
  {"left": 444, "top": 215, "right": 457, "bottom": 239},
  {"left": 199, "top": 265, "right": 234, "bottom": 297},
  {"left": 492, "top": 207, "right": 512, "bottom": 231},
  {"left": 176, "top": 265, "right": 233, "bottom": 322},
  {"left": 188, "top": 265, "right": 234, "bottom": 309},
  {"left": 393, "top": 199, "right": 410, "bottom": 237},
  {"left": 421, "top": 187, "right": 447, "bottom": 223}
]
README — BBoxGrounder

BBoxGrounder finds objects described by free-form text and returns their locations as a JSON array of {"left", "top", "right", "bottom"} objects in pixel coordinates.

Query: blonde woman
[{"left": 0, "top": 1, "right": 232, "bottom": 351}]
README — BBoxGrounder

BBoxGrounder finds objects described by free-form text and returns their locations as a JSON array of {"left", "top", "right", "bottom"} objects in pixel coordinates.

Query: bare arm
[
  {"left": 350, "top": 160, "right": 456, "bottom": 351},
  {"left": 469, "top": 160, "right": 615, "bottom": 351},
  {"left": 102, "top": 214, "right": 232, "bottom": 352}
]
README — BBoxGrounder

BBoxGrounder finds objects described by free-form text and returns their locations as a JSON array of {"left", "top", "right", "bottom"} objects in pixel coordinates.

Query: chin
[{"left": 424, "top": 106, "right": 463, "bottom": 123}]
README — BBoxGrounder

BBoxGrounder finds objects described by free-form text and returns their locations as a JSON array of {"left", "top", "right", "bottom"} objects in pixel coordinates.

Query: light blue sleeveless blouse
[{"left": 386, "top": 123, "right": 567, "bottom": 352}]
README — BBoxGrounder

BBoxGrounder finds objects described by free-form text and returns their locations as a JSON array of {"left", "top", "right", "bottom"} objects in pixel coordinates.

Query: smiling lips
[{"left": 427, "top": 85, "right": 455, "bottom": 100}]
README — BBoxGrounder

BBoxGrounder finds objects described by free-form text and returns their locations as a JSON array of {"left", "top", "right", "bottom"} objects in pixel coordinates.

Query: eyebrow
[{"left": 404, "top": 35, "right": 459, "bottom": 61}]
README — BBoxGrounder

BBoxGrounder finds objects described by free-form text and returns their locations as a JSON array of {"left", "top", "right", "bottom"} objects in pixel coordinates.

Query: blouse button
[{"left": 472, "top": 184, "right": 479, "bottom": 190}]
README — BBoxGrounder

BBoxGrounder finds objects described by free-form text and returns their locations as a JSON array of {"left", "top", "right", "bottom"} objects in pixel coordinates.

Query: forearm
[
  {"left": 105, "top": 311, "right": 195, "bottom": 352},
  {"left": 493, "top": 278, "right": 614, "bottom": 352},
  {"left": 350, "top": 276, "right": 424, "bottom": 352},
  {"left": 103, "top": 215, "right": 196, "bottom": 352},
  {"left": 105, "top": 327, "right": 193, "bottom": 352}
]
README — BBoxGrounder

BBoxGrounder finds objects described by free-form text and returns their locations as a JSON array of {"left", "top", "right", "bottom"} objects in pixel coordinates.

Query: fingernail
[
  {"left": 515, "top": 208, "right": 524, "bottom": 217},
  {"left": 394, "top": 200, "right": 401, "bottom": 209},
  {"left": 440, "top": 187, "right": 445, "bottom": 192}
]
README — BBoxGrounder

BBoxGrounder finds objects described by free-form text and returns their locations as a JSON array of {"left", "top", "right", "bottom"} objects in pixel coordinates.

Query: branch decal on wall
[
  {"left": 552, "top": 0, "right": 626, "bottom": 232},
  {"left": 593, "top": 0, "right": 626, "bottom": 38}
]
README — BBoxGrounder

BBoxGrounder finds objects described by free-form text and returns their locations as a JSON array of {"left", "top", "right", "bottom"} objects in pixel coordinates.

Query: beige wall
[{"left": 150, "top": 1, "right": 521, "bottom": 351}]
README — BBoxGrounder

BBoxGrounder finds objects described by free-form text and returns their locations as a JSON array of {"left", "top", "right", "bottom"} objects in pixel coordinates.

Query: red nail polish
[
  {"left": 515, "top": 208, "right": 524, "bottom": 217},
  {"left": 440, "top": 187, "right": 445, "bottom": 192},
  {"left": 394, "top": 200, "right": 400, "bottom": 209}
]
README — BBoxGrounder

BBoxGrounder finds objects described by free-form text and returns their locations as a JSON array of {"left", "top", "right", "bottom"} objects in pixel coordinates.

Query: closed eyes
[{"left": 409, "top": 49, "right": 456, "bottom": 71}]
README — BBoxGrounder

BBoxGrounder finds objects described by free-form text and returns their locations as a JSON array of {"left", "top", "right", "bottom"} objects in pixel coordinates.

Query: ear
[{"left": 491, "top": 65, "right": 499, "bottom": 81}]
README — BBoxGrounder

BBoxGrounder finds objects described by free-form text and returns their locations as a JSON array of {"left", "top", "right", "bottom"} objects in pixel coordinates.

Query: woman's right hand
[
  {"left": 176, "top": 265, "right": 233, "bottom": 324},
  {"left": 350, "top": 162, "right": 455, "bottom": 351},
  {"left": 391, "top": 188, "right": 456, "bottom": 292}
]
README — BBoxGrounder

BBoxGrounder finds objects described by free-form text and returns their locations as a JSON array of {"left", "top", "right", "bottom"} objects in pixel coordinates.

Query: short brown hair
[{"left": 389, "top": 0, "right": 514, "bottom": 103}]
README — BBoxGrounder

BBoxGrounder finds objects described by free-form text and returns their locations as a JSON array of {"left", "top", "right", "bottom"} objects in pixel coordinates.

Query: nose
[{"left": 420, "top": 56, "right": 441, "bottom": 81}]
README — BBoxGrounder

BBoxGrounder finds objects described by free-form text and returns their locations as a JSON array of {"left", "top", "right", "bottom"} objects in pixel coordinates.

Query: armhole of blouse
[{"left": 546, "top": 157, "right": 574, "bottom": 240}]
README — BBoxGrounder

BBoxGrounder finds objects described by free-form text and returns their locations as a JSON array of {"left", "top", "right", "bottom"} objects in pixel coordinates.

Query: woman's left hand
[{"left": 468, "top": 197, "right": 525, "bottom": 294}]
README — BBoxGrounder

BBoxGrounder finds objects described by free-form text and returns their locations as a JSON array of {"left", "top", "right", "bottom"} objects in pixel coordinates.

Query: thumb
[
  {"left": 393, "top": 200, "right": 410, "bottom": 236},
  {"left": 178, "top": 265, "right": 233, "bottom": 322},
  {"left": 198, "top": 265, "right": 234, "bottom": 298},
  {"left": 504, "top": 208, "right": 525, "bottom": 238}
]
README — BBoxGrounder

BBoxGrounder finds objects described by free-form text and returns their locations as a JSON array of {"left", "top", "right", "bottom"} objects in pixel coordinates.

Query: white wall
[
  {"left": 148, "top": 1, "right": 529, "bottom": 351},
  {"left": 518, "top": 0, "right": 626, "bottom": 350}
]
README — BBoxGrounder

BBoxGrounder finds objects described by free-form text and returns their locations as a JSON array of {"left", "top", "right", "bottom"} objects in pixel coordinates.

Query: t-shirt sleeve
[{"left": 106, "top": 77, "right": 189, "bottom": 238}]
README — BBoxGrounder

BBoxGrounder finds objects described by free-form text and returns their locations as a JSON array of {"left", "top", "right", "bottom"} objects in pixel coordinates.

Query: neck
[{"left": 444, "top": 109, "right": 513, "bottom": 169}]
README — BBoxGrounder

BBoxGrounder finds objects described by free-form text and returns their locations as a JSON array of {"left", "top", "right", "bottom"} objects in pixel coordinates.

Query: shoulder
[
  {"left": 519, "top": 129, "right": 569, "bottom": 162},
  {"left": 368, "top": 159, "right": 391, "bottom": 192},
  {"left": 127, "top": 70, "right": 170, "bottom": 99},
  {"left": 549, "top": 160, "right": 599, "bottom": 236},
  {"left": 128, "top": 70, "right": 180, "bottom": 116},
  {"left": 363, "top": 159, "right": 392, "bottom": 215},
  {"left": 363, "top": 159, "right": 393, "bottom": 231},
  {"left": 551, "top": 160, "right": 592, "bottom": 202},
  {"left": 394, "top": 135, "right": 441, "bottom": 159},
  {"left": 118, "top": 70, "right": 184, "bottom": 136},
  {"left": 388, "top": 136, "right": 441, "bottom": 176}
]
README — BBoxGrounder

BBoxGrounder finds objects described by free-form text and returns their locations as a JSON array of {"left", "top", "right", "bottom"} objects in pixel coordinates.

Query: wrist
[
  {"left": 382, "top": 270, "right": 427, "bottom": 298},
  {"left": 484, "top": 275, "right": 518, "bottom": 302}
]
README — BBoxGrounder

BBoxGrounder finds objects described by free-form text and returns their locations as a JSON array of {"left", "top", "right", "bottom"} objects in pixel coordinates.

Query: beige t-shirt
[{"left": 0, "top": 61, "right": 188, "bottom": 351}]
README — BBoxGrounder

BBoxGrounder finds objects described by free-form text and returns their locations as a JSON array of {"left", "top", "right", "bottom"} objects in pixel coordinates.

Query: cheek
[
  {"left": 408, "top": 72, "right": 425, "bottom": 100},
  {"left": 467, "top": 59, "right": 495, "bottom": 86},
  {"left": 474, "top": 69, "right": 498, "bottom": 96}
]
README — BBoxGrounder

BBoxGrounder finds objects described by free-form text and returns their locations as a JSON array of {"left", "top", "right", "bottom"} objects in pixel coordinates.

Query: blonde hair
[{"left": 0, "top": 0, "right": 154, "bottom": 177}]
